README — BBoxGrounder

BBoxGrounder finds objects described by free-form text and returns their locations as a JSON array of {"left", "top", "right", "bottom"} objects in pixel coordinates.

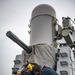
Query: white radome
[{"left": 30, "top": 4, "right": 56, "bottom": 45}]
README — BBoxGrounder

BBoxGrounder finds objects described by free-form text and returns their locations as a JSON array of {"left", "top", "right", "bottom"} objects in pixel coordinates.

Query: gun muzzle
[{"left": 6, "top": 31, "right": 32, "bottom": 53}]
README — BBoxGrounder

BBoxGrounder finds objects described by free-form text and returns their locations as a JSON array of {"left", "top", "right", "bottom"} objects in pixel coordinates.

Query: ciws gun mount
[{"left": 6, "top": 31, "right": 32, "bottom": 54}]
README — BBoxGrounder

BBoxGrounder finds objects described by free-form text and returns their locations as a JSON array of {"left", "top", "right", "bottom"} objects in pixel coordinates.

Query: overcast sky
[{"left": 0, "top": 0, "right": 75, "bottom": 75}]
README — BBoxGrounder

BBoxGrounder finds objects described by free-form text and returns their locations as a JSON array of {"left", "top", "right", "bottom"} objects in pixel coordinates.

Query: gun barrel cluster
[{"left": 6, "top": 31, "right": 32, "bottom": 53}]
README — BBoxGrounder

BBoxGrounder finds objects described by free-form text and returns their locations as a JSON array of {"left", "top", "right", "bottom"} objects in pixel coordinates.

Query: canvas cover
[{"left": 21, "top": 44, "right": 56, "bottom": 69}]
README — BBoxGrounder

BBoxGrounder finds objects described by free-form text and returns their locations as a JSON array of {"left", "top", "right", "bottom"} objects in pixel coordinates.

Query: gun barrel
[{"left": 6, "top": 31, "right": 32, "bottom": 53}]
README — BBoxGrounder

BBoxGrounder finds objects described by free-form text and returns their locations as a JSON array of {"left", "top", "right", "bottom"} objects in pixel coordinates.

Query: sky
[{"left": 0, "top": 0, "right": 75, "bottom": 75}]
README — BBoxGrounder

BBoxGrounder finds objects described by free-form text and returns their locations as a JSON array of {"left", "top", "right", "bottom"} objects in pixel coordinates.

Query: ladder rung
[
  {"left": 60, "top": 61, "right": 68, "bottom": 66},
  {"left": 60, "top": 70, "right": 68, "bottom": 75},
  {"left": 60, "top": 52, "right": 68, "bottom": 58}
]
